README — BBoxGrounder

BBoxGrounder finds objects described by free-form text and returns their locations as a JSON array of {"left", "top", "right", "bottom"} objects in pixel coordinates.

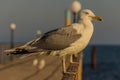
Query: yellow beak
[{"left": 92, "top": 16, "right": 103, "bottom": 21}]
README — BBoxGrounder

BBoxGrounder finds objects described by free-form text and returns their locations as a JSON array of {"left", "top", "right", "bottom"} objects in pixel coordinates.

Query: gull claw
[
  {"left": 70, "top": 61, "right": 79, "bottom": 64},
  {"left": 63, "top": 71, "right": 76, "bottom": 75}
]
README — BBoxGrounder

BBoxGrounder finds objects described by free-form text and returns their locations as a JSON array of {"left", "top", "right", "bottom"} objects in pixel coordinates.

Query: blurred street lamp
[
  {"left": 71, "top": 0, "right": 81, "bottom": 23},
  {"left": 65, "top": 9, "right": 71, "bottom": 26},
  {"left": 10, "top": 23, "right": 16, "bottom": 49},
  {"left": 70, "top": 0, "right": 81, "bottom": 61},
  {"left": 36, "top": 30, "right": 42, "bottom": 38}
]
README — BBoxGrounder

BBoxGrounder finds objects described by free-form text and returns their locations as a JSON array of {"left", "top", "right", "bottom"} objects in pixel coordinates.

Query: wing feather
[{"left": 33, "top": 26, "right": 81, "bottom": 50}]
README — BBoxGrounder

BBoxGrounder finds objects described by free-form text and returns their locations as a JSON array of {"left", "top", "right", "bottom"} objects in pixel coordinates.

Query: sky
[{"left": 0, "top": 0, "right": 120, "bottom": 45}]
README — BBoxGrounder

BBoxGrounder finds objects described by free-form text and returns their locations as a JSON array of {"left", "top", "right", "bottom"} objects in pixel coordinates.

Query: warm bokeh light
[
  {"left": 10, "top": 23, "right": 16, "bottom": 30},
  {"left": 71, "top": 0, "right": 81, "bottom": 13},
  {"left": 36, "top": 30, "right": 42, "bottom": 35}
]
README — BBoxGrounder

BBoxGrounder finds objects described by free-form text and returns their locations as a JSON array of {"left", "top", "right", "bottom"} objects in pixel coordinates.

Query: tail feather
[
  {"left": 4, "top": 37, "right": 41, "bottom": 55},
  {"left": 20, "top": 49, "right": 51, "bottom": 59}
]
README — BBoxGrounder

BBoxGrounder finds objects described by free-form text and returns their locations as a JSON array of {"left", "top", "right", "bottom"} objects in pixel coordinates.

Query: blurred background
[{"left": 0, "top": 0, "right": 120, "bottom": 80}]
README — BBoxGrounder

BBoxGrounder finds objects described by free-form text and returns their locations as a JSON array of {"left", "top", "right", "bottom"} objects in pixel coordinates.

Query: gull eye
[{"left": 84, "top": 12, "right": 89, "bottom": 14}]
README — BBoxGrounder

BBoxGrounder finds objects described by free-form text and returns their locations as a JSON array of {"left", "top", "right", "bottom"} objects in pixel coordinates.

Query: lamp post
[
  {"left": 65, "top": 9, "right": 71, "bottom": 26},
  {"left": 71, "top": 0, "right": 81, "bottom": 60},
  {"left": 9, "top": 23, "right": 16, "bottom": 61},
  {"left": 10, "top": 23, "right": 16, "bottom": 49},
  {"left": 36, "top": 30, "right": 41, "bottom": 38},
  {"left": 71, "top": 0, "right": 81, "bottom": 23}
]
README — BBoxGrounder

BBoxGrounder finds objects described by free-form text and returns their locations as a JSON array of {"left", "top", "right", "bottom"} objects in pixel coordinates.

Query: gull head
[{"left": 80, "top": 9, "right": 103, "bottom": 21}]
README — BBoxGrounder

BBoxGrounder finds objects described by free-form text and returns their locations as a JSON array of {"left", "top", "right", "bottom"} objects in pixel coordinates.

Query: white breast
[
  {"left": 63, "top": 22, "right": 94, "bottom": 55},
  {"left": 72, "top": 23, "right": 84, "bottom": 34}
]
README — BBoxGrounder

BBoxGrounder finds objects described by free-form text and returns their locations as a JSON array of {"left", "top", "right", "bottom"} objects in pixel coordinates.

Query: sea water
[{"left": 83, "top": 45, "right": 120, "bottom": 80}]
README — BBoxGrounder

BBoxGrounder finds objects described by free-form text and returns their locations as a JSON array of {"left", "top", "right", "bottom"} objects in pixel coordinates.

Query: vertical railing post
[{"left": 77, "top": 52, "right": 83, "bottom": 80}]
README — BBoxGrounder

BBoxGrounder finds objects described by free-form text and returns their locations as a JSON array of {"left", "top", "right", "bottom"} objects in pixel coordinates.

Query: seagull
[{"left": 5, "top": 9, "right": 103, "bottom": 74}]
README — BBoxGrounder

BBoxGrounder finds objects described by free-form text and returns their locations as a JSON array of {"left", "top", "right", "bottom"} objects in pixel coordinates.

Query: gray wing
[{"left": 32, "top": 26, "right": 81, "bottom": 50}]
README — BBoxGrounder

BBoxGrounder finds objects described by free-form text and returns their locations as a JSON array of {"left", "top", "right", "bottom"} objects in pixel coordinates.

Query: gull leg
[
  {"left": 70, "top": 54, "right": 73, "bottom": 63},
  {"left": 62, "top": 56, "right": 66, "bottom": 73},
  {"left": 62, "top": 55, "right": 76, "bottom": 74}
]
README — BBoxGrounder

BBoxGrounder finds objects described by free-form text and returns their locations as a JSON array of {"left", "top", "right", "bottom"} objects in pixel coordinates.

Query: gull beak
[{"left": 92, "top": 16, "right": 103, "bottom": 21}]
